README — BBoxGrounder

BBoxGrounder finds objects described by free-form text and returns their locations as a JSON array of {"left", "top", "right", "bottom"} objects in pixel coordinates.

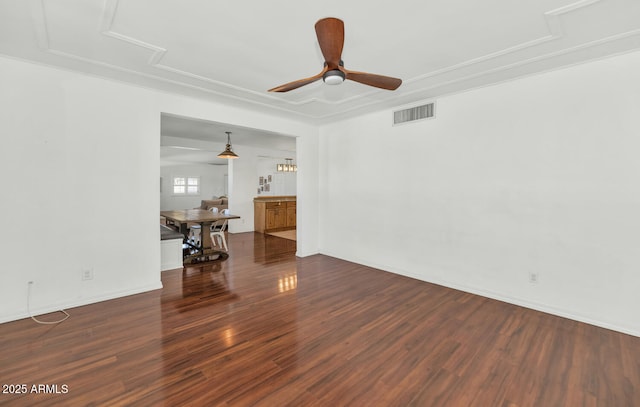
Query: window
[{"left": 173, "top": 176, "right": 200, "bottom": 195}]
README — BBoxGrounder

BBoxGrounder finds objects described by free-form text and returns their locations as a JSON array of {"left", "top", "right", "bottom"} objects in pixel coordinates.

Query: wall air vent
[{"left": 393, "top": 102, "right": 435, "bottom": 125}]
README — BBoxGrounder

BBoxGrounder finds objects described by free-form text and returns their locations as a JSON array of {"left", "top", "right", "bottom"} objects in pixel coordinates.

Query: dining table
[{"left": 160, "top": 209, "right": 240, "bottom": 266}]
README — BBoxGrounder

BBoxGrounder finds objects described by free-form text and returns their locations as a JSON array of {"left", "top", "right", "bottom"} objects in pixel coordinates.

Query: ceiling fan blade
[
  {"left": 342, "top": 68, "right": 402, "bottom": 90},
  {"left": 315, "top": 17, "right": 344, "bottom": 68},
  {"left": 268, "top": 67, "right": 328, "bottom": 92}
]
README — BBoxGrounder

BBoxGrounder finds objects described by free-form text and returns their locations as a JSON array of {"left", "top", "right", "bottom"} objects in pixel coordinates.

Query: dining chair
[
  {"left": 210, "top": 219, "right": 229, "bottom": 251},
  {"left": 188, "top": 207, "right": 219, "bottom": 245}
]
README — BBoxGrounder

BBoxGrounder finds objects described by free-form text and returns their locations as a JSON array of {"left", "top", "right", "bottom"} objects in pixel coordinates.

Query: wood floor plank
[{"left": 1, "top": 232, "right": 639, "bottom": 406}]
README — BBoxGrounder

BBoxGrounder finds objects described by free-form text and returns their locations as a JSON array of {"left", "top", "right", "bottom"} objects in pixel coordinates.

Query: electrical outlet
[
  {"left": 529, "top": 272, "right": 539, "bottom": 284},
  {"left": 81, "top": 268, "right": 93, "bottom": 281}
]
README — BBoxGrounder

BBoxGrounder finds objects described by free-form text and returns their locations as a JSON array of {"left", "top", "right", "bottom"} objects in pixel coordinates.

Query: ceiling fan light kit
[
  {"left": 269, "top": 17, "right": 402, "bottom": 92},
  {"left": 323, "top": 69, "right": 345, "bottom": 85}
]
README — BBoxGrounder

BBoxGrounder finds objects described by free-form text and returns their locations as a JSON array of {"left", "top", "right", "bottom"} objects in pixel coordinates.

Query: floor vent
[{"left": 393, "top": 102, "right": 435, "bottom": 125}]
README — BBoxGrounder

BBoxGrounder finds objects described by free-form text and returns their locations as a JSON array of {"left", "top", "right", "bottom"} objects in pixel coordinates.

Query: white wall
[
  {"left": 256, "top": 157, "right": 297, "bottom": 197},
  {"left": 319, "top": 50, "right": 640, "bottom": 336},
  {"left": 296, "top": 132, "right": 320, "bottom": 257},
  {"left": 0, "top": 57, "right": 162, "bottom": 322},
  {"left": 0, "top": 56, "right": 318, "bottom": 323},
  {"left": 160, "top": 163, "right": 227, "bottom": 210}
]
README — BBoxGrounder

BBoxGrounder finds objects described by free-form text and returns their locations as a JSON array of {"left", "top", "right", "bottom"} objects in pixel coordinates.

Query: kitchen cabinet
[{"left": 254, "top": 196, "right": 296, "bottom": 233}]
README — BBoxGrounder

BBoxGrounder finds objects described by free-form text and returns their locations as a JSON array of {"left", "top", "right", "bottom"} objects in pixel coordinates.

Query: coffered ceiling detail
[{"left": 1, "top": 0, "right": 639, "bottom": 123}]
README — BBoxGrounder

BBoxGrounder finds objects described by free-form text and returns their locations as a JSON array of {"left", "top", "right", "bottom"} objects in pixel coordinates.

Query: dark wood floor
[{"left": 1, "top": 232, "right": 639, "bottom": 406}]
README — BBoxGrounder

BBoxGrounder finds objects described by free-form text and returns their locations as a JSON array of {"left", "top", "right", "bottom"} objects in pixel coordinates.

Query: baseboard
[
  {"left": 161, "top": 262, "right": 183, "bottom": 271},
  {"left": 0, "top": 282, "right": 163, "bottom": 325},
  {"left": 296, "top": 249, "right": 320, "bottom": 258},
  {"left": 320, "top": 249, "right": 640, "bottom": 338}
]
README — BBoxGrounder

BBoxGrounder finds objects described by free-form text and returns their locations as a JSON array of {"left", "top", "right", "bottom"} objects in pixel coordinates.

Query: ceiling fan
[{"left": 268, "top": 17, "right": 402, "bottom": 93}]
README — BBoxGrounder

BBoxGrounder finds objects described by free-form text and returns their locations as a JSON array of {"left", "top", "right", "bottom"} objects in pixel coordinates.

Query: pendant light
[
  {"left": 217, "top": 131, "right": 239, "bottom": 159},
  {"left": 277, "top": 158, "right": 297, "bottom": 172}
]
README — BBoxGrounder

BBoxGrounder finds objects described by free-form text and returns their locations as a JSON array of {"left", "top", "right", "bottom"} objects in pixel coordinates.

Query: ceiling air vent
[{"left": 393, "top": 102, "right": 435, "bottom": 125}]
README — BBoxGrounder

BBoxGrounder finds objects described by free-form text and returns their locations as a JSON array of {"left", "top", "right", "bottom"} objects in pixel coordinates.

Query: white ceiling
[
  {"left": 160, "top": 113, "right": 296, "bottom": 165},
  {"left": 1, "top": 0, "right": 639, "bottom": 125}
]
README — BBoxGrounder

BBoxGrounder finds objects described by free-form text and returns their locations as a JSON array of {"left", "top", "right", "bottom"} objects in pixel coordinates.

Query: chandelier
[{"left": 277, "top": 158, "right": 297, "bottom": 172}]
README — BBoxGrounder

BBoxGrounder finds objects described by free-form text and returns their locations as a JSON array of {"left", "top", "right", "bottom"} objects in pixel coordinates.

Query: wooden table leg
[
  {"left": 178, "top": 222, "right": 189, "bottom": 238},
  {"left": 200, "top": 221, "right": 214, "bottom": 251}
]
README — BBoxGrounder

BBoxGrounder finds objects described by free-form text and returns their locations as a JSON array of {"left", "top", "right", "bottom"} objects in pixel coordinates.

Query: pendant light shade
[{"left": 217, "top": 131, "right": 238, "bottom": 159}]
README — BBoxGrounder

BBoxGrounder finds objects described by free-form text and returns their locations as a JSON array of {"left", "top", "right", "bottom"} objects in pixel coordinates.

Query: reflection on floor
[
  {"left": 176, "top": 263, "right": 239, "bottom": 308},
  {"left": 266, "top": 229, "right": 296, "bottom": 241}
]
